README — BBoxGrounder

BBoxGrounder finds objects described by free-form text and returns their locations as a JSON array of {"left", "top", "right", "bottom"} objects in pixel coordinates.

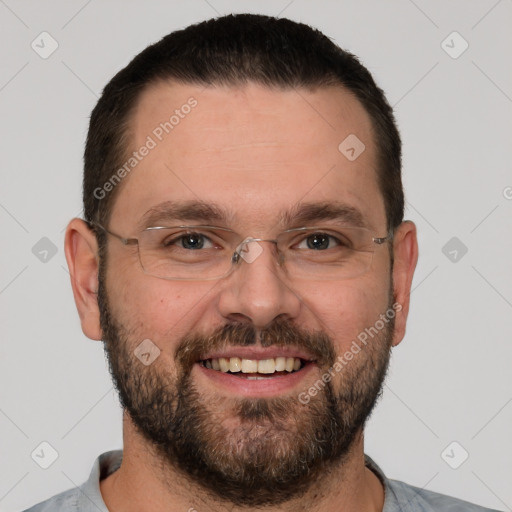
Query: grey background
[{"left": 1, "top": 1, "right": 511, "bottom": 511}]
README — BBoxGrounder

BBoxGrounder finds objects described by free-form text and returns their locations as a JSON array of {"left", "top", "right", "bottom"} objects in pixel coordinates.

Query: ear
[
  {"left": 390, "top": 220, "right": 418, "bottom": 347},
  {"left": 64, "top": 218, "right": 102, "bottom": 341}
]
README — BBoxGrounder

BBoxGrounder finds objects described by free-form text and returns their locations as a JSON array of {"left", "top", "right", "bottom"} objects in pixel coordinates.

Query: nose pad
[
  {"left": 233, "top": 238, "right": 265, "bottom": 265},
  {"left": 233, "top": 238, "right": 287, "bottom": 270}
]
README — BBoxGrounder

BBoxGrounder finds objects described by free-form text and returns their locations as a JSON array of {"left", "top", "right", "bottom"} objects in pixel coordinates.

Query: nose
[{"left": 216, "top": 239, "right": 302, "bottom": 329}]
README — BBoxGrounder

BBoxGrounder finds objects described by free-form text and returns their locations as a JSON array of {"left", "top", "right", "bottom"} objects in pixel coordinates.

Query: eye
[
  {"left": 296, "top": 232, "right": 343, "bottom": 251},
  {"left": 164, "top": 232, "right": 215, "bottom": 250}
]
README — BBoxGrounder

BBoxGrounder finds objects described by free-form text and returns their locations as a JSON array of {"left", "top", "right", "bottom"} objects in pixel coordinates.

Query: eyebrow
[
  {"left": 140, "top": 200, "right": 233, "bottom": 228},
  {"left": 280, "top": 201, "right": 368, "bottom": 229},
  {"left": 139, "top": 200, "right": 369, "bottom": 230}
]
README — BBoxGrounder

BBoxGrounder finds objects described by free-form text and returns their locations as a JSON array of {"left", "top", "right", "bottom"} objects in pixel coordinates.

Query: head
[{"left": 65, "top": 13, "right": 417, "bottom": 507}]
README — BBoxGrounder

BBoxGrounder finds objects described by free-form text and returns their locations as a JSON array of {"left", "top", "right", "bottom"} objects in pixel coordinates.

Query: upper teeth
[{"left": 204, "top": 357, "right": 303, "bottom": 374}]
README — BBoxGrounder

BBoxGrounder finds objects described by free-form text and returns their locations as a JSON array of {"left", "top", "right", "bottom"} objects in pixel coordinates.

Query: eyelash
[{"left": 164, "top": 232, "right": 346, "bottom": 251}]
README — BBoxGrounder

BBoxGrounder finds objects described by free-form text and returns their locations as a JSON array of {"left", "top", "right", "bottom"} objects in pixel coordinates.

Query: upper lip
[{"left": 199, "top": 345, "right": 316, "bottom": 362}]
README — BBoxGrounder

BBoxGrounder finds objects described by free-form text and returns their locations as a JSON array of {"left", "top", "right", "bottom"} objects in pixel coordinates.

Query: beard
[{"left": 98, "top": 271, "right": 395, "bottom": 507}]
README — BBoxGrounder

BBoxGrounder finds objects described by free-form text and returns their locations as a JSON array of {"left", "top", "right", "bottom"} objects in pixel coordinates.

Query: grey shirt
[{"left": 22, "top": 450, "right": 501, "bottom": 511}]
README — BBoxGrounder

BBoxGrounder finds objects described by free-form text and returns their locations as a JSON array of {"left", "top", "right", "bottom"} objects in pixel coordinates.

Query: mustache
[{"left": 175, "top": 317, "right": 336, "bottom": 373}]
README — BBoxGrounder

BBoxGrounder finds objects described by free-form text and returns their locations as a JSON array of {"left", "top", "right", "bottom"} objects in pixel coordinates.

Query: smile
[
  {"left": 201, "top": 356, "right": 308, "bottom": 378},
  {"left": 194, "top": 348, "right": 317, "bottom": 396}
]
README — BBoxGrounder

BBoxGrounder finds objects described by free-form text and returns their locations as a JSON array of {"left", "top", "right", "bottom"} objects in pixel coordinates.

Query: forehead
[{"left": 110, "top": 81, "right": 386, "bottom": 233}]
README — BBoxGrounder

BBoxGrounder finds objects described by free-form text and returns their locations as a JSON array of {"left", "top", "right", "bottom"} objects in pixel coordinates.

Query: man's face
[{"left": 98, "top": 82, "right": 395, "bottom": 505}]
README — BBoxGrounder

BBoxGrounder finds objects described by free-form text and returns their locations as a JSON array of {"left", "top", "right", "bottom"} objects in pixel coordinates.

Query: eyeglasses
[{"left": 89, "top": 221, "right": 393, "bottom": 281}]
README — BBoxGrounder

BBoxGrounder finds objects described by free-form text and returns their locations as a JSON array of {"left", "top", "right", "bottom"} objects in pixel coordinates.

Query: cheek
[
  {"left": 296, "top": 278, "right": 390, "bottom": 352},
  {"left": 107, "top": 266, "right": 215, "bottom": 350}
]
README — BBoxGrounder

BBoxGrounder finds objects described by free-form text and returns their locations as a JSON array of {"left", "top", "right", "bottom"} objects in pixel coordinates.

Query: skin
[{"left": 65, "top": 81, "right": 418, "bottom": 512}]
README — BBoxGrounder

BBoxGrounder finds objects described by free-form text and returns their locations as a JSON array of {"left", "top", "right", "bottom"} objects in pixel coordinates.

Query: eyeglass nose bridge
[{"left": 232, "top": 237, "right": 282, "bottom": 266}]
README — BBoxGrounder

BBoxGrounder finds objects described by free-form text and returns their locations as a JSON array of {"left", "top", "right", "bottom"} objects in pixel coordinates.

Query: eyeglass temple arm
[
  {"left": 373, "top": 229, "right": 394, "bottom": 245},
  {"left": 86, "top": 219, "right": 139, "bottom": 246}
]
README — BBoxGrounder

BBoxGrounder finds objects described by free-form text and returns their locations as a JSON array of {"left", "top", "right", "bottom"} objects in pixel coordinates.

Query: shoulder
[
  {"left": 20, "top": 450, "right": 121, "bottom": 512},
  {"left": 386, "top": 478, "right": 502, "bottom": 512},
  {"left": 364, "top": 454, "right": 501, "bottom": 512},
  {"left": 21, "top": 487, "right": 80, "bottom": 512}
]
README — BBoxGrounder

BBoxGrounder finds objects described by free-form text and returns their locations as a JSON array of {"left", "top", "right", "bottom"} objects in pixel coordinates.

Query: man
[{"left": 24, "top": 13, "right": 500, "bottom": 512}]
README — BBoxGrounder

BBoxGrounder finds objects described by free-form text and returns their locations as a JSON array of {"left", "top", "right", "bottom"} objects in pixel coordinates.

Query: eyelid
[
  {"left": 146, "top": 225, "right": 369, "bottom": 243},
  {"left": 149, "top": 226, "right": 239, "bottom": 247},
  {"left": 282, "top": 225, "right": 369, "bottom": 235},
  {"left": 293, "top": 232, "right": 342, "bottom": 248}
]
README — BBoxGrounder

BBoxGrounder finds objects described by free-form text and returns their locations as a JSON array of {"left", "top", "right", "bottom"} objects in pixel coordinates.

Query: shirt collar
[{"left": 84, "top": 450, "right": 395, "bottom": 511}]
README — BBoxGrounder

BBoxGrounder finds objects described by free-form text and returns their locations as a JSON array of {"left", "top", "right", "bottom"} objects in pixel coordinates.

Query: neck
[{"left": 100, "top": 413, "right": 384, "bottom": 512}]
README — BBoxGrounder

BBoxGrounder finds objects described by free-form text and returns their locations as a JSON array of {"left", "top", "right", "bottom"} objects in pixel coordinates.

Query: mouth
[
  {"left": 193, "top": 348, "right": 318, "bottom": 397},
  {"left": 200, "top": 356, "right": 310, "bottom": 379}
]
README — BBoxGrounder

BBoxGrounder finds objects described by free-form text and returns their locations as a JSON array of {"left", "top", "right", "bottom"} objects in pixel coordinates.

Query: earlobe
[
  {"left": 64, "top": 218, "right": 103, "bottom": 341},
  {"left": 390, "top": 220, "right": 418, "bottom": 347}
]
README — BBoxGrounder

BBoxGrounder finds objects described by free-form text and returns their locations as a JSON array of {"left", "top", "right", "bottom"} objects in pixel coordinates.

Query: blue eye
[{"left": 163, "top": 232, "right": 215, "bottom": 250}]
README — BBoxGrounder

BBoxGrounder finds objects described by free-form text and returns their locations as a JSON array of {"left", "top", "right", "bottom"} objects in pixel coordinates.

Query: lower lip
[{"left": 194, "top": 362, "right": 317, "bottom": 397}]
